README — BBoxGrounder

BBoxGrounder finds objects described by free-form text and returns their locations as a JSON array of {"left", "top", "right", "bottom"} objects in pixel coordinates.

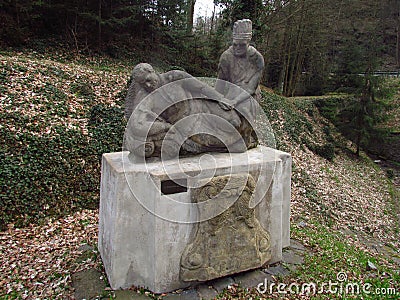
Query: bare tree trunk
[
  {"left": 286, "top": 0, "right": 307, "bottom": 96},
  {"left": 397, "top": 23, "right": 400, "bottom": 68},
  {"left": 15, "top": 0, "right": 20, "bottom": 27},
  {"left": 210, "top": 4, "right": 216, "bottom": 34},
  {"left": 98, "top": 0, "right": 102, "bottom": 48},
  {"left": 186, "top": 0, "right": 196, "bottom": 34},
  {"left": 355, "top": 125, "right": 362, "bottom": 157},
  {"left": 70, "top": 10, "right": 79, "bottom": 54},
  {"left": 278, "top": 27, "right": 289, "bottom": 95}
]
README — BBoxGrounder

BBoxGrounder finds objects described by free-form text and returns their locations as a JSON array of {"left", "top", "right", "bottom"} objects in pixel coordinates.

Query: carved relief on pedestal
[{"left": 180, "top": 173, "right": 271, "bottom": 282}]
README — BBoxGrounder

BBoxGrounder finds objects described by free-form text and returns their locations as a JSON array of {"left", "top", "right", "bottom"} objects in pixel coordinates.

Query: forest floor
[{"left": 0, "top": 50, "right": 399, "bottom": 299}]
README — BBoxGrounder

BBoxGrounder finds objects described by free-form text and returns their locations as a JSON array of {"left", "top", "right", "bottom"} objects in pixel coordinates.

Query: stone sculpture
[
  {"left": 124, "top": 20, "right": 265, "bottom": 160},
  {"left": 180, "top": 173, "right": 271, "bottom": 281},
  {"left": 124, "top": 63, "right": 246, "bottom": 160},
  {"left": 100, "top": 21, "right": 292, "bottom": 292}
]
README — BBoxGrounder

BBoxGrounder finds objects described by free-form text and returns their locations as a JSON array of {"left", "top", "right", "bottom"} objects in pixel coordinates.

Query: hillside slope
[
  {"left": 262, "top": 93, "right": 399, "bottom": 246},
  {"left": 0, "top": 51, "right": 399, "bottom": 298},
  {"left": 0, "top": 51, "right": 131, "bottom": 229}
]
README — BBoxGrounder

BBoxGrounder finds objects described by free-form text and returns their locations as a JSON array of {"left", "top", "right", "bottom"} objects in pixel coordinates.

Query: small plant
[
  {"left": 70, "top": 81, "right": 95, "bottom": 99},
  {"left": 386, "top": 168, "right": 395, "bottom": 179},
  {"left": 314, "top": 143, "right": 335, "bottom": 161}
]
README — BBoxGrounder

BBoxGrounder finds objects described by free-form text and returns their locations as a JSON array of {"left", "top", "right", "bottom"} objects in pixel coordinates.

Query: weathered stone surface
[
  {"left": 163, "top": 290, "right": 201, "bottom": 300},
  {"left": 215, "top": 19, "right": 264, "bottom": 149},
  {"left": 276, "top": 150, "right": 291, "bottom": 248},
  {"left": 124, "top": 20, "right": 266, "bottom": 161},
  {"left": 233, "top": 270, "right": 272, "bottom": 289},
  {"left": 289, "top": 239, "right": 306, "bottom": 251},
  {"left": 180, "top": 174, "right": 271, "bottom": 282},
  {"left": 113, "top": 290, "right": 151, "bottom": 300},
  {"left": 98, "top": 146, "right": 290, "bottom": 293},
  {"left": 264, "top": 265, "right": 290, "bottom": 277},
  {"left": 196, "top": 284, "right": 218, "bottom": 300},
  {"left": 72, "top": 269, "right": 107, "bottom": 300},
  {"left": 210, "top": 277, "right": 235, "bottom": 293},
  {"left": 124, "top": 64, "right": 246, "bottom": 160},
  {"left": 282, "top": 249, "right": 304, "bottom": 265}
]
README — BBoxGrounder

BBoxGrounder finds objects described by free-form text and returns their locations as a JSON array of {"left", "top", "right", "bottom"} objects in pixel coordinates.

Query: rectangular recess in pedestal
[{"left": 161, "top": 179, "right": 188, "bottom": 195}]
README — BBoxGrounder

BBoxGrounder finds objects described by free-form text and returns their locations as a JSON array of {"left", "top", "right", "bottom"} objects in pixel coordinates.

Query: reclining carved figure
[{"left": 124, "top": 63, "right": 248, "bottom": 160}]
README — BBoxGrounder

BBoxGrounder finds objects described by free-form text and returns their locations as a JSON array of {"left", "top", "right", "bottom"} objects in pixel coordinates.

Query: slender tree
[
  {"left": 186, "top": 0, "right": 196, "bottom": 33},
  {"left": 337, "top": 72, "right": 390, "bottom": 156}
]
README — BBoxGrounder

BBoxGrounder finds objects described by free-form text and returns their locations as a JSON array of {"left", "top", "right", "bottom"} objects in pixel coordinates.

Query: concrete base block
[{"left": 98, "top": 146, "right": 291, "bottom": 293}]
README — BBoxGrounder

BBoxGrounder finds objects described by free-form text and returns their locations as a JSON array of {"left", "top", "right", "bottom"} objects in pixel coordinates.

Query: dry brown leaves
[
  {"left": 290, "top": 130, "right": 400, "bottom": 250},
  {"left": 0, "top": 210, "right": 98, "bottom": 298},
  {"left": 1, "top": 52, "right": 131, "bottom": 298},
  {"left": 1, "top": 52, "right": 128, "bottom": 137}
]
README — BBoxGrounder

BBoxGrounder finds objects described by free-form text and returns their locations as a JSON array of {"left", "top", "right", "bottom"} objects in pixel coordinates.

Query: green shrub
[
  {"left": 262, "top": 92, "right": 314, "bottom": 147},
  {"left": 87, "top": 104, "right": 126, "bottom": 157},
  {"left": 386, "top": 169, "right": 395, "bottom": 179},
  {"left": 313, "top": 96, "right": 347, "bottom": 123},
  {"left": 70, "top": 81, "right": 95, "bottom": 99},
  {"left": 0, "top": 125, "right": 92, "bottom": 229},
  {"left": 314, "top": 143, "right": 335, "bottom": 161}
]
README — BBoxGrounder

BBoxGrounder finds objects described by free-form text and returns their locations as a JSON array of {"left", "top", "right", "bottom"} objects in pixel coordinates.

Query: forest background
[{"left": 1, "top": 0, "right": 400, "bottom": 97}]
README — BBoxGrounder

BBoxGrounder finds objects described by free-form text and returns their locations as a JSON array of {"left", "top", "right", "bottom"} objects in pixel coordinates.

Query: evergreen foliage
[
  {"left": 337, "top": 77, "right": 391, "bottom": 156},
  {"left": 1, "top": 0, "right": 399, "bottom": 96},
  {"left": 315, "top": 76, "right": 393, "bottom": 156},
  {"left": 0, "top": 103, "right": 125, "bottom": 230}
]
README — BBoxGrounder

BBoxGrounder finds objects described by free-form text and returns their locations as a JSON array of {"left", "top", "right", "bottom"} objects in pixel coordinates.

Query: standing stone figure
[{"left": 215, "top": 19, "right": 265, "bottom": 148}]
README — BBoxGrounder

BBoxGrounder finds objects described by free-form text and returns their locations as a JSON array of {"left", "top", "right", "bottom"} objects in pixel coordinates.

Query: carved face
[
  {"left": 232, "top": 39, "right": 249, "bottom": 57},
  {"left": 142, "top": 71, "right": 159, "bottom": 93},
  {"left": 133, "top": 63, "right": 160, "bottom": 93}
]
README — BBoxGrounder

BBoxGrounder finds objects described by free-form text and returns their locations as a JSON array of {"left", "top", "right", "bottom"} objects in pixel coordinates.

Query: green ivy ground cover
[{"left": 0, "top": 53, "right": 128, "bottom": 229}]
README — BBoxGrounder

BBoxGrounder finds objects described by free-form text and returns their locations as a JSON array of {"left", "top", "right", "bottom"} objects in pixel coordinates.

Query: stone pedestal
[{"left": 98, "top": 146, "right": 291, "bottom": 293}]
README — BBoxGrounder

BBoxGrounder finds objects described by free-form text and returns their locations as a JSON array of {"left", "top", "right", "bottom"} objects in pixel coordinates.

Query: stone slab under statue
[{"left": 98, "top": 146, "right": 291, "bottom": 292}]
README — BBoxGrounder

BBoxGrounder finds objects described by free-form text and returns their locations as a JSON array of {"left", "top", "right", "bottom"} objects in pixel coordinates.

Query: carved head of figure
[
  {"left": 232, "top": 19, "right": 252, "bottom": 57},
  {"left": 132, "top": 63, "right": 160, "bottom": 93}
]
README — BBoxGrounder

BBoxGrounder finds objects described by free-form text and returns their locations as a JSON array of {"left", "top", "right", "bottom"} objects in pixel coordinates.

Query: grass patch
[{"left": 290, "top": 222, "right": 400, "bottom": 299}]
